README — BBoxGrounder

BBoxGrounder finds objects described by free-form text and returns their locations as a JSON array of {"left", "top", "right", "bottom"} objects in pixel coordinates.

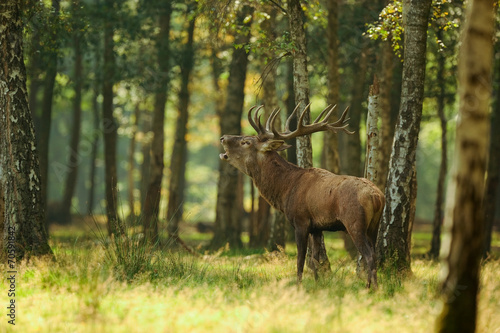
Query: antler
[{"left": 248, "top": 103, "right": 354, "bottom": 141}]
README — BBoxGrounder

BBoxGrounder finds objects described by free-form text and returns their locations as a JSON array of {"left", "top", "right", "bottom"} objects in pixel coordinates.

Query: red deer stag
[{"left": 219, "top": 104, "right": 385, "bottom": 288}]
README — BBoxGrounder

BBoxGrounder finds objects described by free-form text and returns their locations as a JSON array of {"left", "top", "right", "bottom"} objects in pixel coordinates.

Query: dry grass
[{"left": 1, "top": 226, "right": 499, "bottom": 333}]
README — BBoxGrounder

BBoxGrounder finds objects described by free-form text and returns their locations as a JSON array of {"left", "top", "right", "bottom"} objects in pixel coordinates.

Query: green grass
[{"left": 1, "top": 221, "right": 499, "bottom": 332}]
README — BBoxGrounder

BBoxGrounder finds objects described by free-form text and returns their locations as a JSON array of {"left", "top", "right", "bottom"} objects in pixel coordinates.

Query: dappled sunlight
[{"left": 2, "top": 234, "right": 499, "bottom": 333}]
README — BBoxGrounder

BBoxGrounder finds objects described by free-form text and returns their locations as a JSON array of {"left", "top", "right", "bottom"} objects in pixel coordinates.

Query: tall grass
[{"left": 1, "top": 226, "right": 499, "bottom": 333}]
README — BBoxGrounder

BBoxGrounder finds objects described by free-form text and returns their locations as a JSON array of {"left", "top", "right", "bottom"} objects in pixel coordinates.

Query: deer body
[{"left": 220, "top": 105, "right": 385, "bottom": 288}]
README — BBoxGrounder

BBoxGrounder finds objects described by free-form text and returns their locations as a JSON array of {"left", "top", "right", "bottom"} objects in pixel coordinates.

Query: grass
[{"left": 1, "top": 219, "right": 499, "bottom": 333}]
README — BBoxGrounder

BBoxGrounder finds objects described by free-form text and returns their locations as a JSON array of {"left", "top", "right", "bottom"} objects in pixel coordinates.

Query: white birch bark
[{"left": 365, "top": 77, "right": 380, "bottom": 184}]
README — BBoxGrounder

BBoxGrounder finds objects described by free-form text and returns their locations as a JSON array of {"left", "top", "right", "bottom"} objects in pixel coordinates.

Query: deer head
[{"left": 220, "top": 103, "right": 353, "bottom": 175}]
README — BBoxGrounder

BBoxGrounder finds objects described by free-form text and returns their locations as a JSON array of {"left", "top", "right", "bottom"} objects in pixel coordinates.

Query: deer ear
[{"left": 261, "top": 140, "right": 292, "bottom": 152}]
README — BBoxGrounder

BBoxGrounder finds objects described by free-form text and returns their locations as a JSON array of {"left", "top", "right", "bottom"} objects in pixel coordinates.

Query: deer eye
[{"left": 241, "top": 140, "right": 250, "bottom": 146}]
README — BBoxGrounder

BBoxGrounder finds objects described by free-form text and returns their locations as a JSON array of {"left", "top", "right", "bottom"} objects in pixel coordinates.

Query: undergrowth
[{"left": 1, "top": 225, "right": 499, "bottom": 333}]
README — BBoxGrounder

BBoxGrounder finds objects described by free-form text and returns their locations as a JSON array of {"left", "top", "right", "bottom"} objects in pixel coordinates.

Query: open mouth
[{"left": 219, "top": 149, "right": 229, "bottom": 161}]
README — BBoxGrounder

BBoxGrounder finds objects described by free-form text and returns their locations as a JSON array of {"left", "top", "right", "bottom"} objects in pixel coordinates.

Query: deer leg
[
  {"left": 348, "top": 225, "right": 378, "bottom": 289},
  {"left": 311, "top": 231, "right": 322, "bottom": 281},
  {"left": 353, "top": 236, "right": 378, "bottom": 289},
  {"left": 295, "top": 227, "right": 309, "bottom": 284}
]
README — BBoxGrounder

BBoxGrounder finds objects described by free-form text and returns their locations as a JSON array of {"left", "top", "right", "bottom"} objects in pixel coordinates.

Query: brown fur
[{"left": 220, "top": 135, "right": 385, "bottom": 288}]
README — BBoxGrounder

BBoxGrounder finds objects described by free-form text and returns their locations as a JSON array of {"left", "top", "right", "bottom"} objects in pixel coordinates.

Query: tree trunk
[
  {"left": 142, "top": 1, "right": 172, "bottom": 243},
  {"left": 60, "top": 21, "right": 83, "bottom": 224},
  {"left": 429, "top": 32, "right": 448, "bottom": 259},
  {"left": 250, "top": 12, "right": 278, "bottom": 248},
  {"left": 322, "top": 0, "right": 341, "bottom": 175},
  {"left": 285, "top": 58, "right": 297, "bottom": 167},
  {"left": 482, "top": 45, "right": 500, "bottom": 257},
  {"left": 28, "top": 20, "right": 42, "bottom": 136},
  {"left": 343, "top": 46, "right": 367, "bottom": 177},
  {"left": 288, "top": 0, "right": 330, "bottom": 273},
  {"left": 376, "top": 0, "right": 432, "bottom": 272},
  {"left": 167, "top": 9, "right": 196, "bottom": 239},
  {"left": 87, "top": 55, "right": 101, "bottom": 215},
  {"left": 435, "top": 0, "right": 494, "bottom": 331},
  {"left": 102, "top": 0, "right": 123, "bottom": 236},
  {"left": 288, "top": 0, "right": 312, "bottom": 168},
  {"left": 365, "top": 77, "right": 380, "bottom": 183},
  {"left": 0, "top": 0, "right": 53, "bottom": 258},
  {"left": 376, "top": 41, "right": 396, "bottom": 192},
  {"left": 38, "top": 0, "right": 60, "bottom": 230},
  {"left": 127, "top": 104, "right": 140, "bottom": 219},
  {"left": 140, "top": 112, "right": 152, "bottom": 212},
  {"left": 250, "top": 99, "right": 273, "bottom": 249},
  {"left": 211, "top": 5, "right": 253, "bottom": 250}
]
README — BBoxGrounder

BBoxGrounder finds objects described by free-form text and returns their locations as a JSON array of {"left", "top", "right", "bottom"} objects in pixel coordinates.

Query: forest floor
[{"left": 1, "top": 217, "right": 499, "bottom": 333}]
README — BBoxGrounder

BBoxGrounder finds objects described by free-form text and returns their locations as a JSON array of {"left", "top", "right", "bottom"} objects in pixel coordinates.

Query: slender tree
[
  {"left": 365, "top": 77, "right": 380, "bottom": 183},
  {"left": 38, "top": 0, "right": 60, "bottom": 228},
  {"left": 375, "top": 0, "right": 398, "bottom": 192},
  {"left": 60, "top": 0, "right": 84, "bottom": 223},
  {"left": 288, "top": 0, "right": 330, "bottom": 272},
  {"left": 0, "top": 0, "right": 53, "bottom": 258},
  {"left": 483, "top": 47, "right": 500, "bottom": 257},
  {"left": 376, "top": 0, "right": 432, "bottom": 272},
  {"left": 87, "top": 40, "right": 101, "bottom": 215},
  {"left": 127, "top": 103, "right": 140, "bottom": 219},
  {"left": 435, "top": 0, "right": 494, "bottom": 331},
  {"left": 167, "top": 5, "right": 196, "bottom": 240},
  {"left": 139, "top": 112, "right": 152, "bottom": 212},
  {"left": 102, "top": 0, "right": 124, "bottom": 236},
  {"left": 322, "top": 0, "right": 341, "bottom": 175},
  {"left": 142, "top": 0, "right": 172, "bottom": 243},
  {"left": 249, "top": 5, "right": 280, "bottom": 249},
  {"left": 211, "top": 5, "right": 254, "bottom": 249},
  {"left": 429, "top": 28, "right": 448, "bottom": 259}
]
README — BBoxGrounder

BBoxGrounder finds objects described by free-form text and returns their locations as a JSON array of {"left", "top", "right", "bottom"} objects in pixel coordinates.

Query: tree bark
[
  {"left": 285, "top": 58, "right": 297, "bottom": 167},
  {"left": 376, "top": 41, "right": 396, "bottom": 192},
  {"left": 60, "top": 16, "right": 83, "bottom": 224},
  {"left": 482, "top": 45, "right": 500, "bottom": 257},
  {"left": 102, "top": 0, "right": 124, "bottom": 236},
  {"left": 167, "top": 8, "right": 196, "bottom": 239},
  {"left": 38, "top": 0, "right": 60, "bottom": 230},
  {"left": 435, "top": 0, "right": 494, "bottom": 331},
  {"left": 210, "top": 5, "right": 253, "bottom": 250},
  {"left": 322, "top": 0, "right": 341, "bottom": 175},
  {"left": 250, "top": 51, "right": 278, "bottom": 248},
  {"left": 27, "top": 17, "right": 42, "bottom": 135},
  {"left": 429, "top": 31, "right": 448, "bottom": 259},
  {"left": 288, "top": 0, "right": 330, "bottom": 273},
  {"left": 127, "top": 104, "right": 140, "bottom": 219},
  {"left": 376, "top": 0, "right": 432, "bottom": 272},
  {"left": 288, "top": 0, "right": 312, "bottom": 168},
  {"left": 142, "top": 1, "right": 172, "bottom": 243},
  {"left": 139, "top": 112, "right": 152, "bottom": 212},
  {"left": 0, "top": 0, "right": 53, "bottom": 258},
  {"left": 87, "top": 52, "right": 101, "bottom": 215},
  {"left": 365, "top": 77, "right": 380, "bottom": 183}
]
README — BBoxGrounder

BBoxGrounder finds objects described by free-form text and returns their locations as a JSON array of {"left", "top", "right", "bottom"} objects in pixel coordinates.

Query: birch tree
[
  {"left": 365, "top": 77, "right": 380, "bottom": 183},
  {"left": 0, "top": 0, "right": 53, "bottom": 258},
  {"left": 376, "top": 0, "right": 432, "bottom": 271},
  {"left": 435, "top": 0, "right": 494, "bottom": 330}
]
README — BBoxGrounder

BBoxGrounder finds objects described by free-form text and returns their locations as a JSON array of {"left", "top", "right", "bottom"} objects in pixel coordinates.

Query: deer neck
[{"left": 249, "top": 151, "right": 302, "bottom": 212}]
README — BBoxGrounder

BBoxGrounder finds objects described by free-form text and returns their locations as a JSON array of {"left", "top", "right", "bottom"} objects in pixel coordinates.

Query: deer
[{"left": 219, "top": 103, "right": 385, "bottom": 288}]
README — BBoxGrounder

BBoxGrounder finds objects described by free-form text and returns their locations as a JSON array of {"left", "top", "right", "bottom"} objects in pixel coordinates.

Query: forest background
[
  {"left": 24, "top": 0, "right": 500, "bottom": 242},
  {"left": 1, "top": 0, "right": 500, "bottom": 332}
]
